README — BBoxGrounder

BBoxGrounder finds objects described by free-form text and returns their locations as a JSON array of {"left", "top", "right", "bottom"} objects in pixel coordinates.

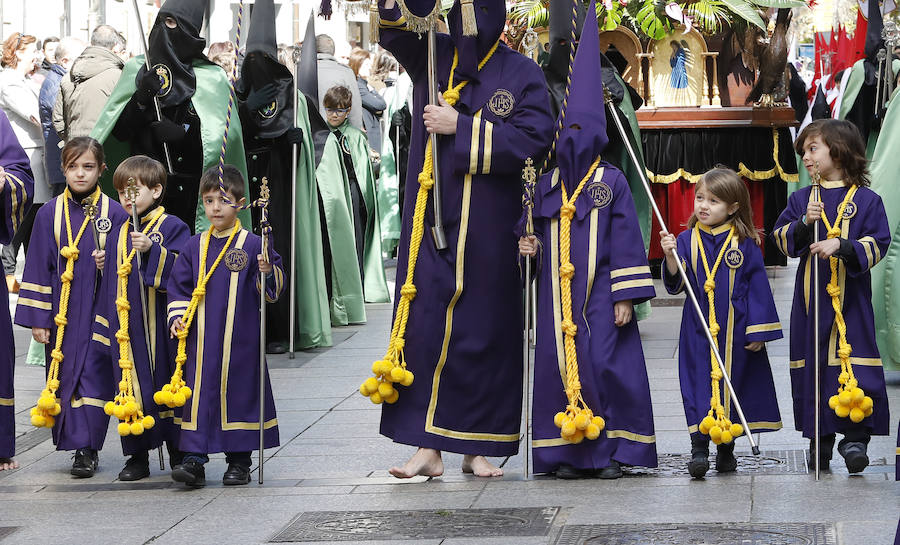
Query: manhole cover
[
  {"left": 623, "top": 450, "right": 808, "bottom": 477},
  {"left": 555, "top": 523, "right": 836, "bottom": 545},
  {"left": 270, "top": 507, "right": 559, "bottom": 542}
]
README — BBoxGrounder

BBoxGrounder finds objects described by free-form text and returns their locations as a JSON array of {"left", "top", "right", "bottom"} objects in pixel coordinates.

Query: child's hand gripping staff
[{"left": 604, "top": 90, "right": 759, "bottom": 455}]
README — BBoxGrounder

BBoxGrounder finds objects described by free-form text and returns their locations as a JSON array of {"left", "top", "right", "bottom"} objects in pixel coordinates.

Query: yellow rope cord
[
  {"left": 360, "top": 40, "right": 501, "bottom": 404},
  {"left": 695, "top": 224, "right": 745, "bottom": 444},
  {"left": 31, "top": 187, "right": 101, "bottom": 428},
  {"left": 154, "top": 219, "right": 242, "bottom": 408},
  {"left": 819, "top": 186, "right": 874, "bottom": 422},
  {"left": 102, "top": 207, "right": 166, "bottom": 436},
  {"left": 551, "top": 157, "right": 606, "bottom": 443}
]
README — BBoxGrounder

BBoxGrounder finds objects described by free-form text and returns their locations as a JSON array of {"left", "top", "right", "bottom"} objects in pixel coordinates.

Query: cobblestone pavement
[{"left": 1, "top": 260, "right": 897, "bottom": 545}]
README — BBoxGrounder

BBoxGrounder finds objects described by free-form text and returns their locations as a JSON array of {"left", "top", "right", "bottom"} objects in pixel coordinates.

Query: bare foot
[
  {"left": 0, "top": 457, "right": 18, "bottom": 471},
  {"left": 462, "top": 455, "right": 503, "bottom": 477},
  {"left": 389, "top": 448, "right": 443, "bottom": 479}
]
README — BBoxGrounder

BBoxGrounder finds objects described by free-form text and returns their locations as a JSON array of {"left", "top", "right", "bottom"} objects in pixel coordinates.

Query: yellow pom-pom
[
  {"left": 359, "top": 384, "right": 369, "bottom": 396},
  {"left": 378, "top": 382, "right": 395, "bottom": 398},
  {"left": 730, "top": 423, "right": 743, "bottom": 437},
  {"left": 173, "top": 392, "right": 186, "bottom": 406},
  {"left": 574, "top": 413, "right": 589, "bottom": 431},
  {"left": 104, "top": 401, "right": 115, "bottom": 415},
  {"left": 701, "top": 415, "right": 716, "bottom": 429},
  {"left": 371, "top": 361, "right": 382, "bottom": 375},
  {"left": 835, "top": 404, "right": 850, "bottom": 418},
  {"left": 850, "top": 387, "right": 864, "bottom": 404},
  {"left": 39, "top": 395, "right": 56, "bottom": 410},
  {"left": 50, "top": 403, "right": 61, "bottom": 416},
  {"left": 569, "top": 430, "right": 585, "bottom": 444},
  {"left": 118, "top": 422, "right": 131, "bottom": 436},
  {"left": 159, "top": 391, "right": 174, "bottom": 406},
  {"left": 864, "top": 407, "right": 873, "bottom": 417},
  {"left": 698, "top": 422, "right": 710, "bottom": 435},
  {"left": 384, "top": 390, "right": 399, "bottom": 404},
  {"left": 113, "top": 405, "right": 126, "bottom": 420},
  {"left": 720, "top": 430, "right": 733, "bottom": 444},
  {"left": 390, "top": 366, "right": 406, "bottom": 383},
  {"left": 859, "top": 396, "right": 874, "bottom": 412},
  {"left": 124, "top": 401, "right": 138, "bottom": 416},
  {"left": 846, "top": 378, "right": 858, "bottom": 390},
  {"left": 162, "top": 383, "right": 174, "bottom": 393},
  {"left": 130, "top": 422, "right": 144, "bottom": 435},
  {"left": 153, "top": 391, "right": 165, "bottom": 405},
  {"left": 179, "top": 386, "right": 192, "bottom": 400},
  {"left": 828, "top": 395, "right": 839, "bottom": 410},
  {"left": 709, "top": 425, "right": 723, "bottom": 442},
  {"left": 118, "top": 380, "right": 128, "bottom": 391},
  {"left": 585, "top": 423, "right": 601, "bottom": 440},
  {"left": 31, "top": 414, "right": 46, "bottom": 427},
  {"left": 401, "top": 370, "right": 414, "bottom": 387},
  {"left": 369, "top": 392, "right": 383, "bottom": 404},
  {"left": 44, "top": 416, "right": 54, "bottom": 428},
  {"left": 561, "top": 420, "right": 577, "bottom": 437},
  {"left": 837, "top": 390, "right": 852, "bottom": 407},
  {"left": 30, "top": 407, "right": 38, "bottom": 416},
  {"left": 142, "top": 415, "right": 155, "bottom": 429},
  {"left": 838, "top": 371, "right": 849, "bottom": 384},
  {"left": 848, "top": 407, "right": 864, "bottom": 423},
  {"left": 591, "top": 416, "right": 605, "bottom": 431},
  {"left": 553, "top": 412, "right": 567, "bottom": 428},
  {"left": 363, "top": 377, "right": 379, "bottom": 395}
]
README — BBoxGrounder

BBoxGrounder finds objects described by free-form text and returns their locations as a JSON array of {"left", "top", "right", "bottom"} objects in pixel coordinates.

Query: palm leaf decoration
[
  {"left": 509, "top": 0, "right": 550, "bottom": 28},
  {"left": 683, "top": 0, "right": 730, "bottom": 33},
  {"left": 635, "top": 0, "right": 672, "bottom": 39}
]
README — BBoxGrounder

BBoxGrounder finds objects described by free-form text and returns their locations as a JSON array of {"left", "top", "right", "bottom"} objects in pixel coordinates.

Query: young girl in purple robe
[
  {"left": 15, "top": 137, "right": 129, "bottom": 477},
  {"left": 661, "top": 167, "right": 782, "bottom": 479},
  {"left": 772, "top": 119, "right": 891, "bottom": 474}
]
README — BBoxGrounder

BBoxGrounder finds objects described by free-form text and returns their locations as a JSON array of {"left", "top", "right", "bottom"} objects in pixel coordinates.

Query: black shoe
[
  {"left": 808, "top": 436, "right": 835, "bottom": 471},
  {"left": 555, "top": 463, "right": 595, "bottom": 480},
  {"left": 266, "top": 342, "right": 287, "bottom": 354},
  {"left": 118, "top": 455, "right": 150, "bottom": 481},
  {"left": 838, "top": 441, "right": 869, "bottom": 473},
  {"left": 715, "top": 442, "right": 738, "bottom": 473},
  {"left": 222, "top": 463, "right": 251, "bottom": 485},
  {"left": 70, "top": 449, "right": 98, "bottom": 478},
  {"left": 171, "top": 460, "right": 206, "bottom": 488},
  {"left": 596, "top": 460, "right": 623, "bottom": 480}
]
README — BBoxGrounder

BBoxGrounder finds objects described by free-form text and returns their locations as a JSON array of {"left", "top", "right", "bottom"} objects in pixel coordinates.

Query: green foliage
[
  {"left": 509, "top": 0, "right": 550, "bottom": 28},
  {"left": 635, "top": 0, "right": 672, "bottom": 40},
  {"left": 683, "top": 0, "right": 729, "bottom": 34}
]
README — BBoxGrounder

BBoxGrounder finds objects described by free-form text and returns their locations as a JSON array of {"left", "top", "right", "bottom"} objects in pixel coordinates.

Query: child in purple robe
[
  {"left": 15, "top": 137, "right": 129, "bottom": 477},
  {"left": 90, "top": 156, "right": 190, "bottom": 481},
  {"left": 661, "top": 168, "right": 783, "bottom": 479},
  {"left": 1, "top": 109, "right": 34, "bottom": 471},
  {"left": 772, "top": 119, "right": 891, "bottom": 473},
  {"left": 166, "top": 165, "right": 282, "bottom": 488}
]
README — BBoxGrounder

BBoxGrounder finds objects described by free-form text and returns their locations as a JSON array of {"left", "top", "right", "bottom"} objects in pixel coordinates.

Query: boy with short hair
[
  {"left": 166, "top": 165, "right": 282, "bottom": 487},
  {"left": 90, "top": 155, "right": 191, "bottom": 480}
]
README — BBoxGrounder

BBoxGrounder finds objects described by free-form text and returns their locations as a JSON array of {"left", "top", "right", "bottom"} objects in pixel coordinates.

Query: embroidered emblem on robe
[
  {"left": 587, "top": 181, "right": 613, "bottom": 208},
  {"left": 95, "top": 217, "right": 112, "bottom": 234},
  {"left": 842, "top": 201, "right": 857, "bottom": 219},
  {"left": 224, "top": 248, "right": 249, "bottom": 272},
  {"left": 153, "top": 64, "right": 172, "bottom": 97},
  {"left": 725, "top": 247, "right": 744, "bottom": 269},
  {"left": 148, "top": 231, "right": 164, "bottom": 245},
  {"left": 258, "top": 100, "right": 277, "bottom": 120},
  {"left": 488, "top": 89, "right": 515, "bottom": 118}
]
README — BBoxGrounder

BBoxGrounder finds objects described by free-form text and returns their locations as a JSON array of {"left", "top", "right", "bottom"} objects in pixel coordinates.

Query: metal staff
[
  {"left": 128, "top": 0, "right": 175, "bottom": 174},
  {"left": 521, "top": 157, "right": 537, "bottom": 479},
  {"left": 603, "top": 92, "right": 760, "bottom": 455},
  {"left": 124, "top": 178, "right": 166, "bottom": 471},
  {"left": 811, "top": 164, "right": 822, "bottom": 480},
  {"left": 426, "top": 26, "right": 448, "bottom": 251},
  {"left": 288, "top": 66, "right": 299, "bottom": 359},
  {"left": 258, "top": 177, "right": 272, "bottom": 484},
  {"left": 82, "top": 198, "right": 101, "bottom": 254}
]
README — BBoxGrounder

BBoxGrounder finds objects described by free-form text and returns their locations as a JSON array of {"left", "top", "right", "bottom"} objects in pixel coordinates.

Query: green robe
[
  {"left": 90, "top": 57, "right": 251, "bottom": 232},
  {"left": 377, "top": 76, "right": 410, "bottom": 259}
]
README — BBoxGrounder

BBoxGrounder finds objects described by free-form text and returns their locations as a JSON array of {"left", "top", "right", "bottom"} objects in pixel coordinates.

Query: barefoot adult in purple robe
[
  {"left": 376, "top": 0, "right": 554, "bottom": 478},
  {"left": 0, "top": 109, "right": 34, "bottom": 471}
]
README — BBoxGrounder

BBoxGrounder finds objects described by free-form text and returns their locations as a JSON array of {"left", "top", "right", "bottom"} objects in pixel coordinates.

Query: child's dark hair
[
  {"left": 323, "top": 85, "right": 352, "bottom": 109},
  {"left": 687, "top": 167, "right": 760, "bottom": 244},
  {"left": 794, "top": 119, "right": 870, "bottom": 187},
  {"left": 61, "top": 136, "right": 104, "bottom": 172},
  {"left": 113, "top": 155, "right": 167, "bottom": 194},
  {"left": 200, "top": 165, "right": 245, "bottom": 202}
]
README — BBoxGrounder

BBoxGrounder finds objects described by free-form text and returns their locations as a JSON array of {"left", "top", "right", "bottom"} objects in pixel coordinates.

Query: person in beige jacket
[{"left": 52, "top": 25, "right": 125, "bottom": 142}]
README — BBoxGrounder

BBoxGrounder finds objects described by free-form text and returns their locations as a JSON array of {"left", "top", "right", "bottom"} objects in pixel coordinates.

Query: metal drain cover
[
  {"left": 555, "top": 523, "right": 836, "bottom": 545},
  {"left": 624, "top": 450, "right": 809, "bottom": 476},
  {"left": 271, "top": 507, "right": 560, "bottom": 542}
]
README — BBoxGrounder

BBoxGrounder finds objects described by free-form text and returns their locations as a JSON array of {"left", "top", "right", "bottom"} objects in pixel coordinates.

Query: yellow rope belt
[
  {"left": 821, "top": 186, "right": 874, "bottom": 422},
  {"left": 552, "top": 157, "right": 606, "bottom": 443},
  {"left": 31, "top": 187, "right": 102, "bottom": 428},
  {"left": 360, "top": 40, "right": 500, "bottom": 404},
  {"left": 103, "top": 207, "right": 166, "bottom": 436},
  {"left": 695, "top": 224, "right": 745, "bottom": 444},
  {"left": 154, "top": 219, "right": 242, "bottom": 408}
]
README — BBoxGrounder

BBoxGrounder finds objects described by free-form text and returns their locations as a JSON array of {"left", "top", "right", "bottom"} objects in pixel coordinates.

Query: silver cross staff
[
  {"left": 258, "top": 177, "right": 272, "bottom": 484},
  {"left": 521, "top": 157, "right": 537, "bottom": 479}
]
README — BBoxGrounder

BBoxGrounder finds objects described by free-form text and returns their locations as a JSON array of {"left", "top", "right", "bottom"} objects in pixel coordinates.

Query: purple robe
[
  {"left": 771, "top": 182, "right": 891, "bottom": 438},
  {"left": 15, "top": 191, "right": 128, "bottom": 450},
  {"left": 376, "top": 4, "right": 554, "bottom": 456},
  {"left": 90, "top": 208, "right": 190, "bottom": 455},
  {"left": 1, "top": 110, "right": 34, "bottom": 458},
  {"left": 530, "top": 165, "right": 658, "bottom": 473},
  {"left": 166, "top": 227, "right": 282, "bottom": 454},
  {"left": 664, "top": 224, "right": 783, "bottom": 437}
]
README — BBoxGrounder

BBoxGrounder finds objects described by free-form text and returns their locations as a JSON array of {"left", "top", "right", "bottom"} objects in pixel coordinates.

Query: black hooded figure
[{"left": 236, "top": 0, "right": 304, "bottom": 354}]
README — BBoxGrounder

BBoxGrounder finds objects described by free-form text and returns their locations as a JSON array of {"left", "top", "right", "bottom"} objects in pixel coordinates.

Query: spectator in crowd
[
  {"left": 368, "top": 51, "right": 398, "bottom": 92},
  {"left": 315, "top": 34, "right": 362, "bottom": 130},
  {"left": 0, "top": 33, "right": 45, "bottom": 292},
  {"left": 277, "top": 43, "right": 296, "bottom": 77},
  {"left": 53, "top": 25, "right": 126, "bottom": 142},
  {"left": 39, "top": 37, "right": 85, "bottom": 197},
  {"left": 207, "top": 41, "right": 237, "bottom": 75},
  {"left": 32, "top": 37, "right": 59, "bottom": 87},
  {"left": 348, "top": 48, "right": 386, "bottom": 155}
]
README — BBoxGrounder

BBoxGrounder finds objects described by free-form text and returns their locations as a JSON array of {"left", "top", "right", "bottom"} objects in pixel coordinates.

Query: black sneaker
[
  {"left": 118, "top": 455, "right": 150, "bottom": 481},
  {"left": 596, "top": 460, "right": 623, "bottom": 480},
  {"left": 715, "top": 442, "right": 738, "bottom": 473},
  {"left": 838, "top": 441, "right": 869, "bottom": 474},
  {"left": 71, "top": 449, "right": 99, "bottom": 478},
  {"left": 555, "top": 463, "right": 595, "bottom": 480},
  {"left": 171, "top": 460, "right": 206, "bottom": 488},
  {"left": 222, "top": 463, "right": 251, "bottom": 485}
]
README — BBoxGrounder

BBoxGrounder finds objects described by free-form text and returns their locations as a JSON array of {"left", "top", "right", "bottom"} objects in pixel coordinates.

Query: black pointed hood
[
  {"left": 298, "top": 10, "right": 318, "bottom": 102},
  {"left": 159, "top": 0, "right": 206, "bottom": 32},
  {"left": 247, "top": 0, "right": 278, "bottom": 59}
]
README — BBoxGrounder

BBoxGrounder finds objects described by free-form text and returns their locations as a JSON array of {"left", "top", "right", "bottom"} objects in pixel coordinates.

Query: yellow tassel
[
  {"left": 460, "top": 0, "right": 477, "bottom": 37},
  {"left": 370, "top": 0, "right": 380, "bottom": 43}
]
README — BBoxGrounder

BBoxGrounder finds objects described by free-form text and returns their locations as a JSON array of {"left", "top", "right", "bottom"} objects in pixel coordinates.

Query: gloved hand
[
  {"left": 136, "top": 70, "right": 163, "bottom": 105},
  {"left": 150, "top": 118, "right": 186, "bottom": 144},
  {"left": 284, "top": 127, "right": 304, "bottom": 145},
  {"left": 245, "top": 83, "right": 278, "bottom": 111}
]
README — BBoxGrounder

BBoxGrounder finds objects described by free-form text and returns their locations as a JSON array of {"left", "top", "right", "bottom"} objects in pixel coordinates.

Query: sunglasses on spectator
[{"left": 325, "top": 108, "right": 350, "bottom": 115}]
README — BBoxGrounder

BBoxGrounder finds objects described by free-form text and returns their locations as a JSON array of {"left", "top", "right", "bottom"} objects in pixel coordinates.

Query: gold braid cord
[
  {"left": 360, "top": 41, "right": 501, "bottom": 404},
  {"left": 103, "top": 207, "right": 166, "bottom": 436},
  {"left": 396, "top": 0, "right": 441, "bottom": 34},
  {"left": 31, "top": 187, "right": 102, "bottom": 428},
  {"left": 154, "top": 220, "right": 242, "bottom": 408},
  {"left": 695, "top": 225, "right": 745, "bottom": 444},
  {"left": 821, "top": 186, "right": 874, "bottom": 422},
  {"left": 551, "top": 157, "right": 606, "bottom": 443}
]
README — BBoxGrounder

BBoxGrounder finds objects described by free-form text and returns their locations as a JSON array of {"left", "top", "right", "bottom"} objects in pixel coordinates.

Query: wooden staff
[
  {"left": 812, "top": 163, "right": 822, "bottom": 480},
  {"left": 258, "top": 177, "right": 272, "bottom": 484},
  {"left": 521, "top": 157, "right": 537, "bottom": 479},
  {"left": 124, "top": 177, "right": 166, "bottom": 471}
]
